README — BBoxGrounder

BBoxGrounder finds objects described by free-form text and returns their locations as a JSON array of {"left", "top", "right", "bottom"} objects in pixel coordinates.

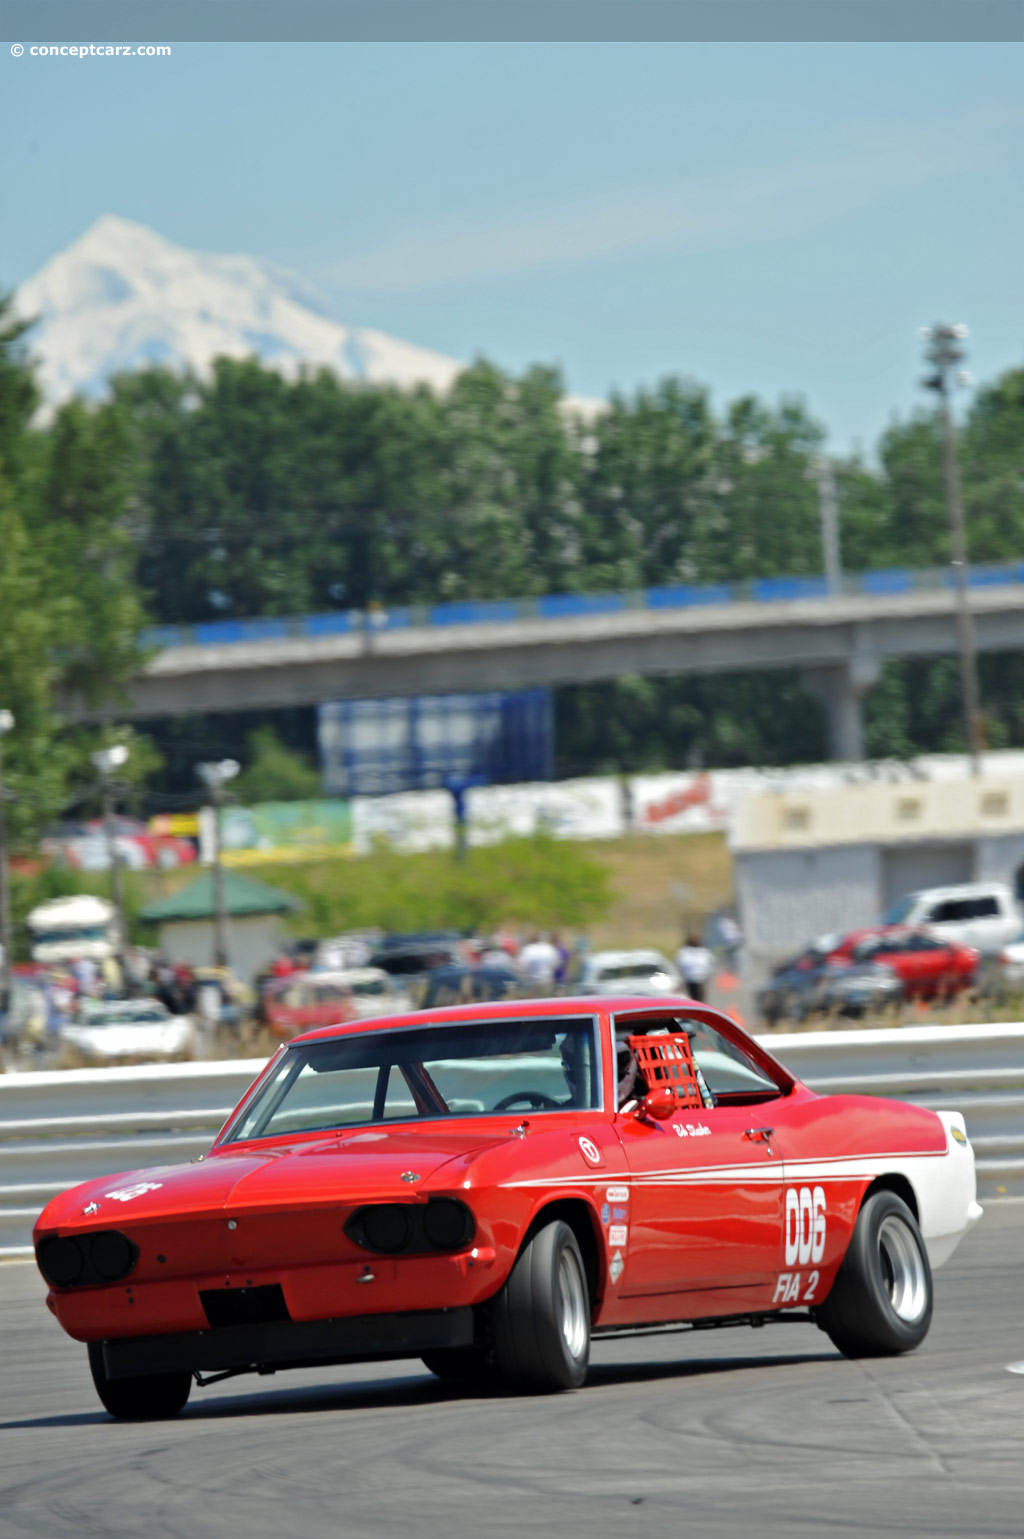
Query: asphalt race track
[{"left": 3, "top": 1206, "right": 1024, "bottom": 1539}]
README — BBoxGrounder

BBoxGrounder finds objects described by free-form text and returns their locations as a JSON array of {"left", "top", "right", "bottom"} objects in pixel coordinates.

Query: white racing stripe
[{"left": 503, "top": 1149, "right": 946, "bottom": 1190}]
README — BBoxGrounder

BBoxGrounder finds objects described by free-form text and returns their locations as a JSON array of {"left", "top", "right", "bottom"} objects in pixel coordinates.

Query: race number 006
[{"left": 784, "top": 1185, "right": 826, "bottom": 1267}]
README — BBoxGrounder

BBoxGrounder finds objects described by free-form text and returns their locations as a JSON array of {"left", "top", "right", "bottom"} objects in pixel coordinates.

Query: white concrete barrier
[{"left": 3, "top": 1025, "right": 1021, "bottom": 1257}]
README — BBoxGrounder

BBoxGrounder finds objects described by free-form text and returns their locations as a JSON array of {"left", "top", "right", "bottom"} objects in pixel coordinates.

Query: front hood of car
[
  {"left": 60, "top": 1020, "right": 192, "bottom": 1061},
  {"left": 36, "top": 1125, "right": 511, "bottom": 1234}
]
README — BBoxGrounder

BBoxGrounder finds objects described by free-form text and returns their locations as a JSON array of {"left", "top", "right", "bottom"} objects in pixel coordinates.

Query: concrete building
[
  {"left": 732, "top": 776, "right": 1024, "bottom": 980},
  {"left": 139, "top": 871, "right": 300, "bottom": 983}
]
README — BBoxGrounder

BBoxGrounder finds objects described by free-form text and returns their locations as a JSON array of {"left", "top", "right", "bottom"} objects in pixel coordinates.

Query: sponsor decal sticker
[
  {"left": 578, "top": 1136, "right": 602, "bottom": 1167},
  {"left": 601, "top": 1203, "right": 611, "bottom": 1225},
  {"left": 104, "top": 1181, "right": 163, "bottom": 1203},
  {"left": 608, "top": 1224, "right": 628, "bottom": 1248},
  {"left": 609, "top": 1250, "right": 625, "bottom": 1284},
  {"left": 605, "top": 1185, "right": 630, "bottom": 1203},
  {"left": 951, "top": 1127, "right": 967, "bottom": 1145}
]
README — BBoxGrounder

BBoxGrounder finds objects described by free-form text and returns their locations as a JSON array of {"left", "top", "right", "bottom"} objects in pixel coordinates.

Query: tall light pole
[
  {"left": 0, "top": 710, "right": 14, "bottom": 1019},
  {"left": 90, "top": 743, "right": 129, "bottom": 980},
  {"left": 196, "top": 759, "right": 239, "bottom": 968},
  {"left": 817, "top": 457, "right": 842, "bottom": 594},
  {"left": 921, "top": 323, "right": 983, "bottom": 776}
]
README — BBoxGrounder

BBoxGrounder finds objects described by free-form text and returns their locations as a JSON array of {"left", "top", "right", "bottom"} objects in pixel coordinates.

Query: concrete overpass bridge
[{"left": 83, "top": 564, "right": 1024, "bottom": 761}]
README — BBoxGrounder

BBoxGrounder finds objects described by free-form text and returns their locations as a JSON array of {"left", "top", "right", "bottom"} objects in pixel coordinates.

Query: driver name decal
[{"left": 672, "top": 1122, "right": 710, "bottom": 1139}]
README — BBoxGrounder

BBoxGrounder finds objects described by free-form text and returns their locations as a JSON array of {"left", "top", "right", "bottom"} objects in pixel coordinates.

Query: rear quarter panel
[{"left": 777, "top": 1091, "right": 975, "bottom": 1271}]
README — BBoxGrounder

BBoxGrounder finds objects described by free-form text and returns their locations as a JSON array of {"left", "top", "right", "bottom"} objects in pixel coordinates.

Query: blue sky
[{"left": 3, "top": 41, "right": 1021, "bottom": 453}]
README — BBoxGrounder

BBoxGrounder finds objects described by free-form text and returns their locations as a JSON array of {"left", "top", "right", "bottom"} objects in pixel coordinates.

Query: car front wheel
[
  {"left": 88, "top": 1343, "right": 192, "bottom": 1420},
  {"left": 816, "top": 1190, "right": 932, "bottom": 1358},
  {"left": 491, "top": 1218, "right": 591, "bottom": 1391}
]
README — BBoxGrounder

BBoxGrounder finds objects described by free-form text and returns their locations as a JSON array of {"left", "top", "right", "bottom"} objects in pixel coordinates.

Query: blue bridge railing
[{"left": 139, "top": 560, "right": 1024, "bottom": 652}]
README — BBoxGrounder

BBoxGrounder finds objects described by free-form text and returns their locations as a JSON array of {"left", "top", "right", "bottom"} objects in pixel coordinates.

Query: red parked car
[
  {"left": 34, "top": 996, "right": 980, "bottom": 1419},
  {"left": 261, "top": 971, "right": 360, "bottom": 1040},
  {"left": 825, "top": 927, "right": 978, "bottom": 1001}
]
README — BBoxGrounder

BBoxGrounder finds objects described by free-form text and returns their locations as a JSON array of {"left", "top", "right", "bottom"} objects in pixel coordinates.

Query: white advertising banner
[{"left": 349, "top": 750, "right": 1024, "bottom": 856}]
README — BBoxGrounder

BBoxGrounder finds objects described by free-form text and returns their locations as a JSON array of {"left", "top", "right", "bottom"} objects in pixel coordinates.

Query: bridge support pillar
[{"left": 801, "top": 656, "right": 880, "bottom": 763}]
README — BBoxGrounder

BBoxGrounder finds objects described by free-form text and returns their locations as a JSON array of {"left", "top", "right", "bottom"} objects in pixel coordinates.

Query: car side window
[{"left": 616, "top": 1015, "right": 780, "bottom": 1102}]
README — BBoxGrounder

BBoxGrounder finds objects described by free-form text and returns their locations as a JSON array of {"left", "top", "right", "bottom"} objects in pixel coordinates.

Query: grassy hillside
[{"left": 10, "top": 830, "right": 735, "bottom": 961}]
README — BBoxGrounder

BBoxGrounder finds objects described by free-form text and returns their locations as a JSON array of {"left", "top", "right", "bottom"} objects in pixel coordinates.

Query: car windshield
[
  {"left": 352, "top": 978, "right": 388, "bottom": 996},
  {"left": 224, "top": 1016, "right": 600, "bottom": 1142},
  {"left": 881, "top": 896, "right": 916, "bottom": 925},
  {"left": 82, "top": 1007, "right": 167, "bottom": 1026},
  {"left": 31, "top": 924, "right": 111, "bottom": 946},
  {"left": 596, "top": 962, "right": 669, "bottom": 981}
]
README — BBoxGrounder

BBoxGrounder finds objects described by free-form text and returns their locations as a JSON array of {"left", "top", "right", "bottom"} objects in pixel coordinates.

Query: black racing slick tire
[
  {"left": 817, "top": 1190, "right": 933, "bottom": 1359},
  {"left": 420, "top": 1347, "right": 495, "bottom": 1384},
  {"left": 88, "top": 1342, "right": 192, "bottom": 1420},
  {"left": 490, "top": 1219, "right": 590, "bottom": 1392}
]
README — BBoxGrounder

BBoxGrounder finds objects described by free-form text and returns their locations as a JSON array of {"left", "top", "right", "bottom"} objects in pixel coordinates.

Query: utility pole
[
  {"left": 817, "top": 457, "right": 842, "bottom": 593},
  {"left": 0, "top": 711, "right": 14, "bottom": 1020},
  {"left": 90, "top": 743, "right": 129, "bottom": 982},
  {"left": 921, "top": 323, "right": 983, "bottom": 776},
  {"left": 196, "top": 760, "right": 239, "bottom": 966}
]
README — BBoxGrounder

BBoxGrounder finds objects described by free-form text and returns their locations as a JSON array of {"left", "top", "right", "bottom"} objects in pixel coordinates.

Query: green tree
[
  {"left": 0, "top": 298, "right": 148, "bottom": 844},
  {"left": 233, "top": 725, "right": 321, "bottom": 804}
]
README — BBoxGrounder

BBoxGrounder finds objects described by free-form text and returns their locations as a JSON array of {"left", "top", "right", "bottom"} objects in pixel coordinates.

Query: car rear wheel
[
  {"left": 88, "top": 1343, "right": 192, "bottom": 1420},
  {"left": 817, "top": 1190, "right": 932, "bottom": 1358},
  {"left": 490, "top": 1218, "right": 590, "bottom": 1391}
]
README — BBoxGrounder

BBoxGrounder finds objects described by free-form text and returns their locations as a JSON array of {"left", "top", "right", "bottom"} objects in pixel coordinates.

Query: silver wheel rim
[
  {"left": 558, "top": 1248, "right": 588, "bottom": 1360},
  {"left": 878, "top": 1214, "right": 928, "bottom": 1322}
]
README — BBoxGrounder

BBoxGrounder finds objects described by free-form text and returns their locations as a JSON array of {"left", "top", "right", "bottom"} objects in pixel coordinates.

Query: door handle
[{"left": 744, "top": 1126, "right": 775, "bottom": 1156}]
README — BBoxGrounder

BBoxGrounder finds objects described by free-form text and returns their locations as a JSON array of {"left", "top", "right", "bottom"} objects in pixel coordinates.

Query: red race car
[
  {"left": 33, "top": 996, "right": 980, "bottom": 1419},
  {"left": 825, "top": 927, "right": 978, "bottom": 1001}
]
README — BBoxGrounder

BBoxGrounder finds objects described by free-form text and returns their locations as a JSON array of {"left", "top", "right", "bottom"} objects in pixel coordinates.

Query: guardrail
[
  {"left": 138, "top": 560, "right": 1024, "bottom": 651},
  {"left": 2, "top": 1022, "right": 1022, "bottom": 1258}
]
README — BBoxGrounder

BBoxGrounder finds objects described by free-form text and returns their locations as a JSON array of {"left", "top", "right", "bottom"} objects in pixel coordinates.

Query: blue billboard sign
[{"left": 318, "top": 690, "right": 553, "bottom": 797}]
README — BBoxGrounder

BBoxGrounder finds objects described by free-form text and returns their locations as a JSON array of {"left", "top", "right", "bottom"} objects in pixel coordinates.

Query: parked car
[
  {"left": 262, "top": 971, "right": 361, "bottom": 1040},
  {"left": 326, "top": 966, "right": 414, "bottom": 1020},
  {"left": 578, "top": 949, "right": 681, "bottom": 996},
  {"left": 825, "top": 927, "right": 978, "bottom": 1001},
  {"left": 35, "top": 993, "right": 980, "bottom": 1420},
  {"left": 420, "top": 963, "right": 533, "bottom": 1009},
  {"left": 59, "top": 998, "right": 195, "bottom": 1065},
  {"left": 368, "top": 939, "right": 464, "bottom": 1001},
  {"left": 758, "top": 954, "right": 903, "bottom": 1026},
  {"left": 881, "top": 883, "right": 1021, "bottom": 953}
]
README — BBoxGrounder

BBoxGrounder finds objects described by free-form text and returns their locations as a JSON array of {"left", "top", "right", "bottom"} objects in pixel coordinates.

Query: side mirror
[{"left": 636, "top": 1087, "right": 676, "bottom": 1122}]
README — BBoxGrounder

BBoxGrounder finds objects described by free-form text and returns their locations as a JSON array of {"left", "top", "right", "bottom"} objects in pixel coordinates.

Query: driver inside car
[{"left": 614, "top": 1023, "right": 716, "bottom": 1113}]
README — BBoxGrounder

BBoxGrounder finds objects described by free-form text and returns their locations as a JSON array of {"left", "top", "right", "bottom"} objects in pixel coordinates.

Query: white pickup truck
[{"left": 881, "top": 882, "right": 1022, "bottom": 951}]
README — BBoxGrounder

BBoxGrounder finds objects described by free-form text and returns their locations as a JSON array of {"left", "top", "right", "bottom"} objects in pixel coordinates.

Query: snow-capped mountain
[{"left": 14, "top": 215, "right": 471, "bottom": 409}]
